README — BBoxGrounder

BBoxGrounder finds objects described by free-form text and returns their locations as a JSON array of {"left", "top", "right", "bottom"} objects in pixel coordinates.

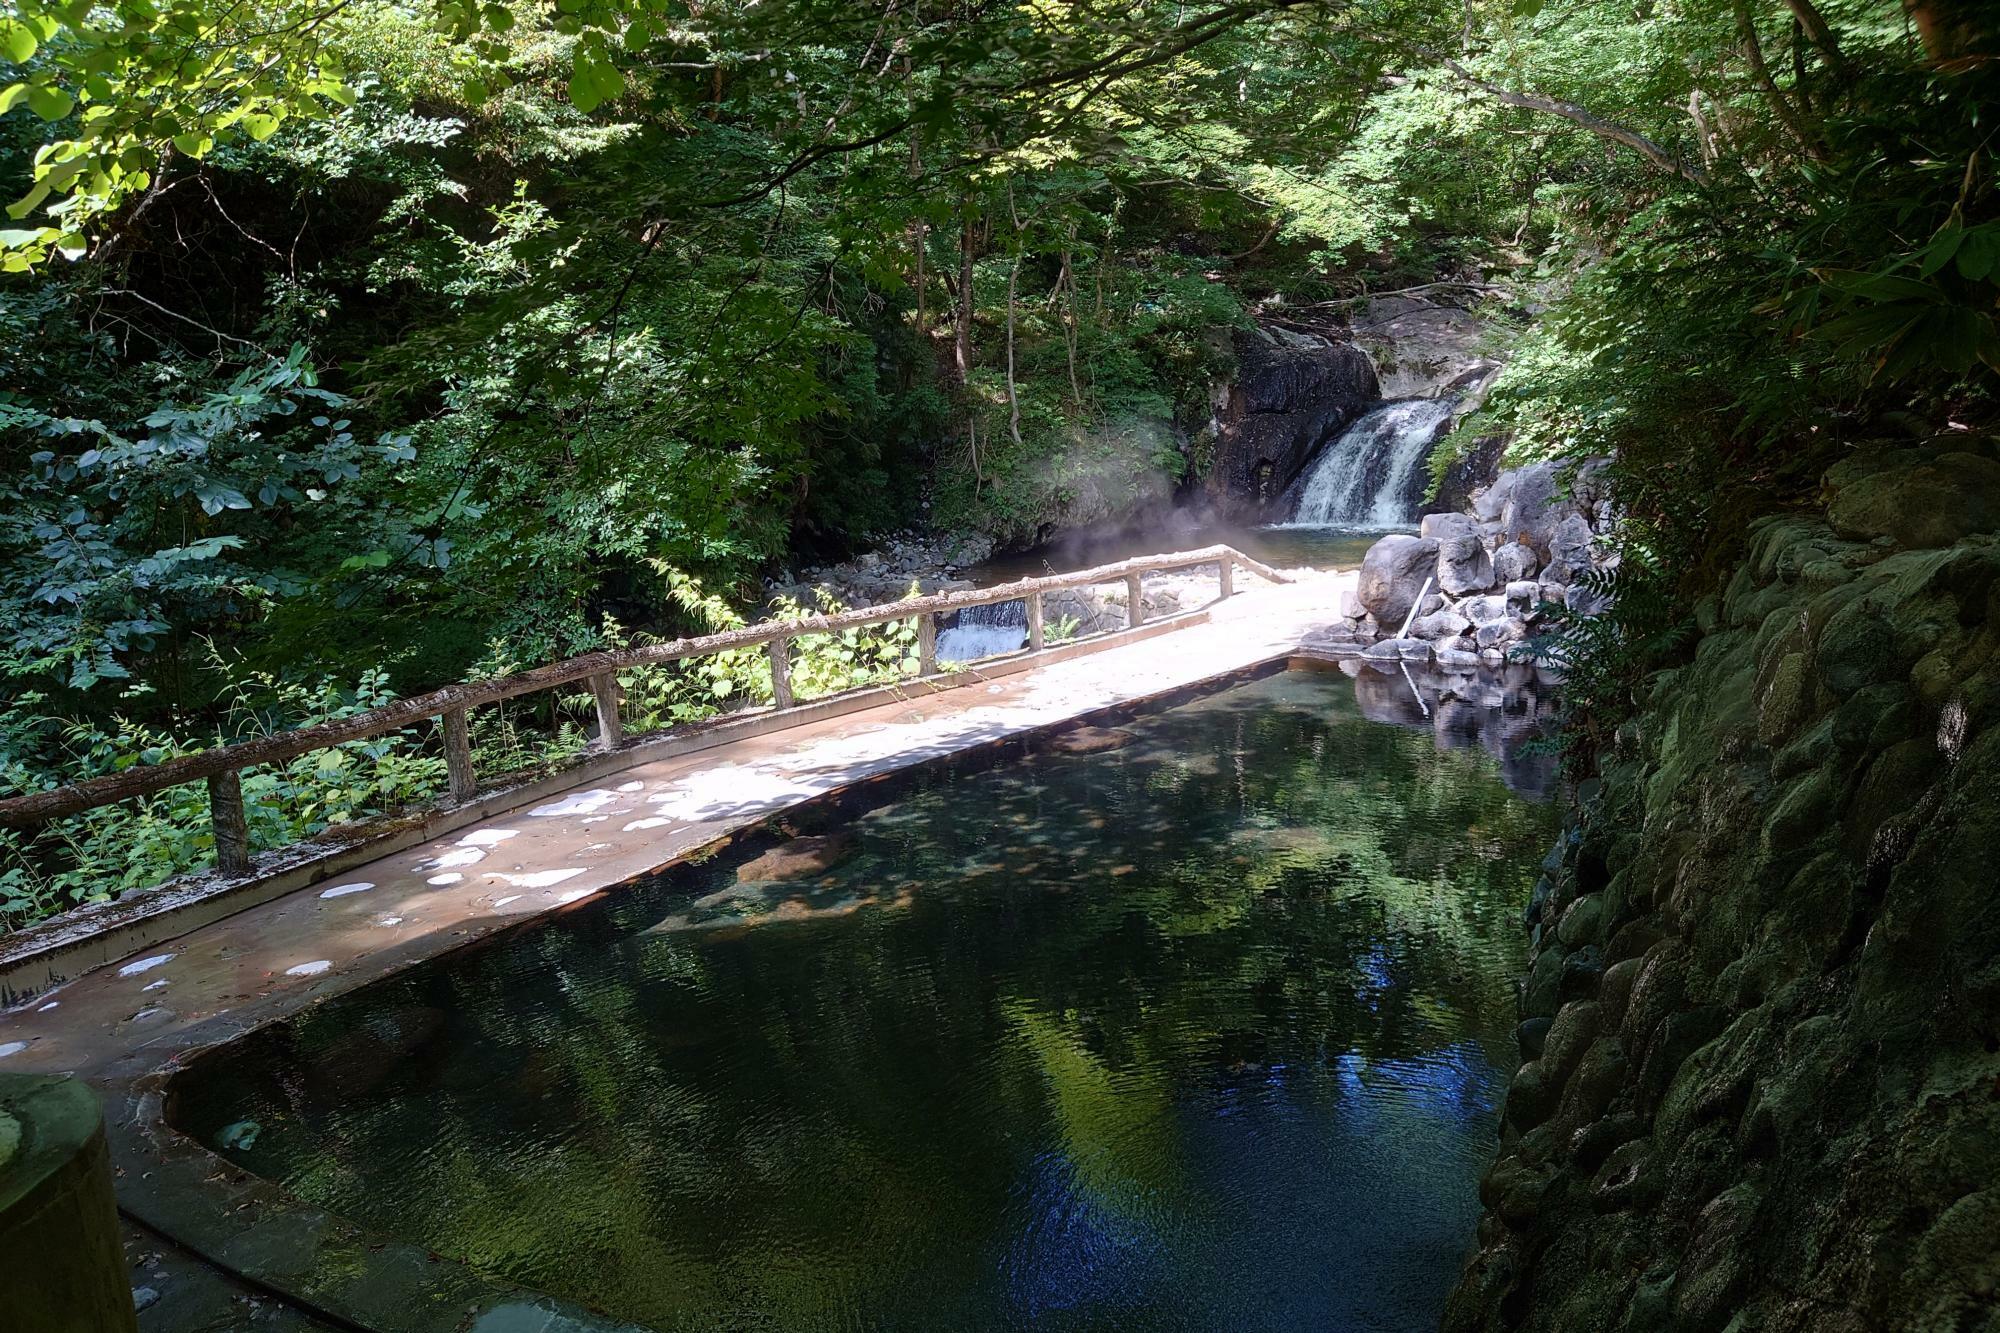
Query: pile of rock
[
  {"left": 766, "top": 532, "right": 997, "bottom": 609},
  {"left": 1332, "top": 457, "right": 1617, "bottom": 664}
]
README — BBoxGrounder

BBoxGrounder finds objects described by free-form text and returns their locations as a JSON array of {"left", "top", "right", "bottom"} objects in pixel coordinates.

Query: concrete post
[{"left": 0, "top": 1075, "right": 139, "bottom": 1333}]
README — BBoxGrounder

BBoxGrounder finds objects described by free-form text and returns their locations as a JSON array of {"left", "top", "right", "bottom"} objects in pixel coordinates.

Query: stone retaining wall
[{"left": 1444, "top": 446, "right": 2000, "bottom": 1333}]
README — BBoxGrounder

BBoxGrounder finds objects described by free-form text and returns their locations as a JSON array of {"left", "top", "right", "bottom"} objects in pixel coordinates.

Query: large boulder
[
  {"left": 1472, "top": 472, "right": 1516, "bottom": 523},
  {"left": 1544, "top": 513, "right": 1596, "bottom": 581},
  {"left": 1419, "top": 511, "right": 1480, "bottom": 542},
  {"left": 1204, "top": 328, "right": 1379, "bottom": 518},
  {"left": 1438, "top": 531, "right": 1495, "bottom": 596},
  {"left": 1409, "top": 608, "right": 1473, "bottom": 640},
  {"left": 1357, "top": 534, "right": 1440, "bottom": 629},
  {"left": 1493, "top": 541, "right": 1540, "bottom": 584},
  {"left": 1498, "top": 461, "right": 1570, "bottom": 559},
  {"left": 1826, "top": 450, "right": 2000, "bottom": 549}
]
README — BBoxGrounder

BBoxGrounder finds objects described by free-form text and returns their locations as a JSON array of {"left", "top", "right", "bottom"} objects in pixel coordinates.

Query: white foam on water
[{"left": 1285, "top": 398, "right": 1456, "bottom": 528}]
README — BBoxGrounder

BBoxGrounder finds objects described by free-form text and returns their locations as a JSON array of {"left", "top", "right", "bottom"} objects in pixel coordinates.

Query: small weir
[
  {"left": 936, "top": 598, "right": 1030, "bottom": 662},
  {"left": 1284, "top": 398, "right": 1456, "bottom": 528},
  {"left": 171, "top": 665, "right": 1558, "bottom": 1332}
]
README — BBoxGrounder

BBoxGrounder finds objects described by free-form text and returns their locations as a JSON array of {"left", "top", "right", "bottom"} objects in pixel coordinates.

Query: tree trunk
[
  {"left": 956, "top": 212, "right": 974, "bottom": 381},
  {"left": 907, "top": 60, "right": 925, "bottom": 333},
  {"left": 1733, "top": 0, "right": 1825, "bottom": 160},
  {"left": 1004, "top": 179, "right": 1022, "bottom": 448},
  {"left": 1901, "top": 0, "right": 1992, "bottom": 67},
  {"left": 1782, "top": 0, "right": 1854, "bottom": 78},
  {"left": 1006, "top": 253, "right": 1022, "bottom": 448},
  {"left": 1059, "top": 233, "right": 1082, "bottom": 406}
]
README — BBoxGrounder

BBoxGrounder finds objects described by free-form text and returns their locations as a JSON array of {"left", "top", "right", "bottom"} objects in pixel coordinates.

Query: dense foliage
[{"left": 1, "top": 0, "right": 1994, "bottom": 920}]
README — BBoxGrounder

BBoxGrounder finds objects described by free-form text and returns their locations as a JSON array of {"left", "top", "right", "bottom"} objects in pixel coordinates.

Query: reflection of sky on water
[
  {"left": 1001, "top": 1152, "right": 1168, "bottom": 1324},
  {"left": 994, "top": 1041, "right": 1506, "bottom": 1331}
]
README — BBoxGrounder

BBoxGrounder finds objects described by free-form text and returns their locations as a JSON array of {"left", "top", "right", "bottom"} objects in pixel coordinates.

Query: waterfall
[
  {"left": 1283, "top": 398, "right": 1456, "bottom": 528},
  {"left": 935, "top": 599, "right": 1029, "bottom": 663}
]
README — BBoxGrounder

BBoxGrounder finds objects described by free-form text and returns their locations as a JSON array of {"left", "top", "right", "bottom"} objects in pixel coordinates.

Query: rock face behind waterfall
[
  {"left": 1351, "top": 294, "right": 1499, "bottom": 399},
  {"left": 1204, "top": 327, "right": 1378, "bottom": 519}
]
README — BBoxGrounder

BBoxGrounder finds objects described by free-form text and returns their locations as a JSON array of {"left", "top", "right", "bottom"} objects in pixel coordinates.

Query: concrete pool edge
[{"left": 106, "top": 650, "right": 1352, "bottom": 1333}]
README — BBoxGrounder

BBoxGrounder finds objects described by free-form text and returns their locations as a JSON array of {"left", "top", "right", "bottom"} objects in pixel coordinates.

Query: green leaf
[
  {"left": 1512, "top": 0, "right": 1544, "bottom": 15},
  {"left": 1917, "top": 224, "right": 1961, "bottom": 278},
  {"left": 25, "top": 84, "right": 72, "bottom": 120},
  {"left": 0, "top": 83, "right": 28, "bottom": 114},
  {"left": 240, "top": 111, "right": 281, "bottom": 141},
  {"left": 1, "top": 22, "right": 36, "bottom": 62},
  {"left": 1955, "top": 227, "right": 1999, "bottom": 283}
]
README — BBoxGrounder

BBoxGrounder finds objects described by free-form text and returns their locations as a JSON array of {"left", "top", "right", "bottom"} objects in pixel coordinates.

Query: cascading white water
[
  {"left": 935, "top": 599, "right": 1029, "bottom": 663},
  {"left": 1283, "top": 398, "right": 1456, "bottom": 528}
]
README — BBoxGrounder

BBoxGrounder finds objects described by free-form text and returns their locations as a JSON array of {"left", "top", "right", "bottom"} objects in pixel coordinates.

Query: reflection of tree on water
[{"left": 173, "top": 670, "right": 1558, "bottom": 1332}]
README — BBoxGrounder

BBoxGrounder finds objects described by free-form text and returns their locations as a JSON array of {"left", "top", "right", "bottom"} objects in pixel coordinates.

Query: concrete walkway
[{"left": 0, "top": 571, "right": 1350, "bottom": 1079}]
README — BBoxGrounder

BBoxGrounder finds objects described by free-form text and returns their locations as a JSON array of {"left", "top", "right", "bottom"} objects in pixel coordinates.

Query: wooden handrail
[{"left": 0, "top": 546, "right": 1289, "bottom": 848}]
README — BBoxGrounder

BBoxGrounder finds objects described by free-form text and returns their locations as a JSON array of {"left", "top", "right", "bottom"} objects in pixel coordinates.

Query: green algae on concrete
[{"left": 0, "top": 1073, "right": 139, "bottom": 1333}]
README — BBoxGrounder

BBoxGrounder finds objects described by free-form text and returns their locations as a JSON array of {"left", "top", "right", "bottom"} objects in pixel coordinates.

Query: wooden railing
[{"left": 0, "top": 546, "right": 1290, "bottom": 876}]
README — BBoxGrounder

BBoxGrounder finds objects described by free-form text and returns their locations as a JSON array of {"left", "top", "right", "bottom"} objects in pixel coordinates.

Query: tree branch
[{"left": 1431, "top": 55, "right": 1709, "bottom": 186}]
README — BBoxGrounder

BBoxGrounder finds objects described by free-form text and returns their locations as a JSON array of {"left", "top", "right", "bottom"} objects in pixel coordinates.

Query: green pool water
[{"left": 172, "top": 668, "right": 1559, "bottom": 1332}]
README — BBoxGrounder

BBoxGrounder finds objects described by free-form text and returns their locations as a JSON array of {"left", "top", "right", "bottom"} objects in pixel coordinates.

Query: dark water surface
[{"left": 173, "top": 670, "right": 1557, "bottom": 1332}]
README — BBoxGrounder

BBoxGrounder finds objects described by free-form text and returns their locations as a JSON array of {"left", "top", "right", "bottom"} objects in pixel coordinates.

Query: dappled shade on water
[{"left": 172, "top": 670, "right": 1558, "bottom": 1331}]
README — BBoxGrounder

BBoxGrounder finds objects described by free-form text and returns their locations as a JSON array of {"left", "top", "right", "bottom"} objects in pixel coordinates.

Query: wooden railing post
[
  {"left": 208, "top": 770, "right": 251, "bottom": 877},
  {"left": 918, "top": 612, "right": 938, "bottom": 675},
  {"left": 588, "top": 672, "right": 622, "bottom": 751},
  {"left": 1125, "top": 573, "right": 1145, "bottom": 627},
  {"left": 1026, "top": 591, "right": 1045, "bottom": 651},
  {"left": 768, "top": 635, "right": 795, "bottom": 709},
  {"left": 441, "top": 707, "right": 476, "bottom": 803},
  {"left": 1217, "top": 557, "right": 1234, "bottom": 600}
]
